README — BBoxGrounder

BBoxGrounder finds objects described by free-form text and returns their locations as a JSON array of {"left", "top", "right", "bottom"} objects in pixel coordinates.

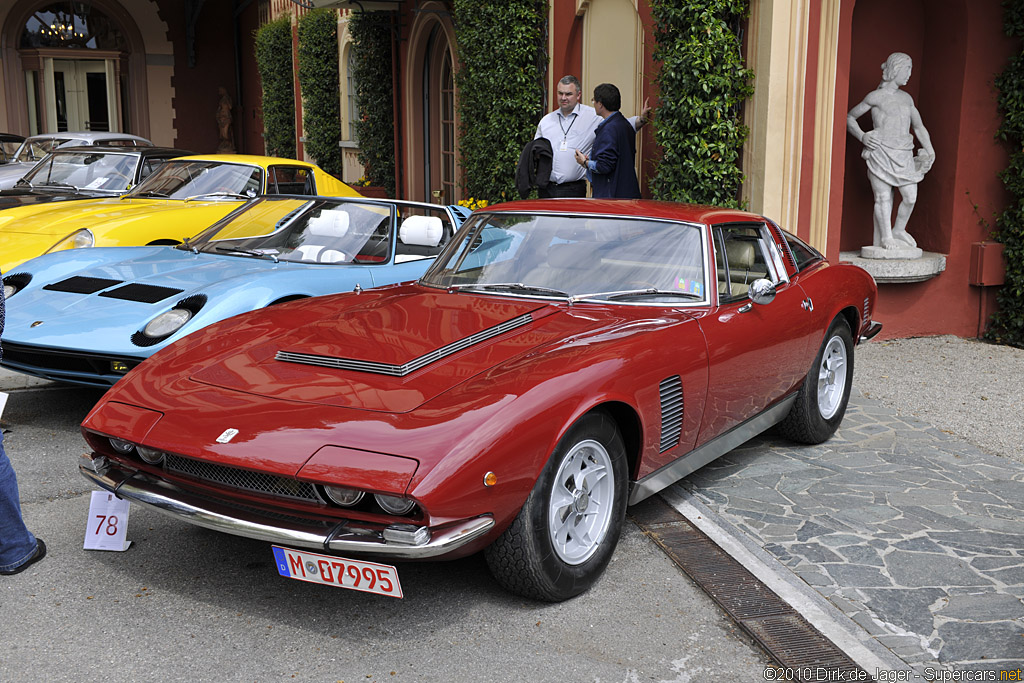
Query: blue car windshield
[{"left": 184, "top": 197, "right": 393, "bottom": 265}]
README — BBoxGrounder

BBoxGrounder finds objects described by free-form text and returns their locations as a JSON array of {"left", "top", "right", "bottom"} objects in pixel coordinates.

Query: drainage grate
[{"left": 630, "top": 496, "right": 870, "bottom": 681}]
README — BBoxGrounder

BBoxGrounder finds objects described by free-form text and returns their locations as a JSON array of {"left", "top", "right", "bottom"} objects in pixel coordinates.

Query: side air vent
[
  {"left": 276, "top": 313, "right": 534, "bottom": 377},
  {"left": 43, "top": 276, "right": 122, "bottom": 294},
  {"left": 100, "top": 283, "right": 184, "bottom": 303},
  {"left": 659, "top": 375, "right": 683, "bottom": 453}
]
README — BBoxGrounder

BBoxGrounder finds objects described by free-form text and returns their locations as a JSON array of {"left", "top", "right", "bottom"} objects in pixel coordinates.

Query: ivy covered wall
[
  {"left": 349, "top": 12, "right": 396, "bottom": 196},
  {"left": 452, "top": 0, "right": 547, "bottom": 204},
  {"left": 254, "top": 16, "right": 296, "bottom": 159},
  {"left": 297, "top": 9, "right": 343, "bottom": 177},
  {"left": 649, "top": 0, "right": 754, "bottom": 208},
  {"left": 991, "top": 0, "right": 1024, "bottom": 347}
]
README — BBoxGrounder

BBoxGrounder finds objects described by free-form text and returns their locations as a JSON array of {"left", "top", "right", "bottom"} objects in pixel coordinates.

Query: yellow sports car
[{"left": 0, "top": 154, "right": 360, "bottom": 274}]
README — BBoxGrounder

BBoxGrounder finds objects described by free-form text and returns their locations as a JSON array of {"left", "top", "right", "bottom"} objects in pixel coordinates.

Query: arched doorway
[
  {"left": 2, "top": 0, "right": 149, "bottom": 137},
  {"left": 405, "top": 3, "right": 458, "bottom": 204}
]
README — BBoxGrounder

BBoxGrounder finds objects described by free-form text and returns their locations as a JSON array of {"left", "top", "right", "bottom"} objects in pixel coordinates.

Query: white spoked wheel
[
  {"left": 777, "top": 316, "right": 854, "bottom": 445},
  {"left": 547, "top": 438, "right": 615, "bottom": 565},
  {"left": 485, "top": 411, "right": 627, "bottom": 601},
  {"left": 817, "top": 334, "right": 849, "bottom": 420}
]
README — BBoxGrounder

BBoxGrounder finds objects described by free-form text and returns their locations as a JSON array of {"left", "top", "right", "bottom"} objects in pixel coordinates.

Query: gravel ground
[{"left": 853, "top": 334, "right": 1024, "bottom": 464}]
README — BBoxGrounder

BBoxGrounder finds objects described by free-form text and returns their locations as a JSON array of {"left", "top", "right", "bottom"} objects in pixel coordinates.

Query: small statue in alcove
[
  {"left": 216, "top": 86, "right": 236, "bottom": 154},
  {"left": 847, "top": 52, "right": 935, "bottom": 258}
]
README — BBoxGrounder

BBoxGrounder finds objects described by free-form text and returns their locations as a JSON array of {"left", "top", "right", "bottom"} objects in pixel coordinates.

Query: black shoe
[{"left": 1, "top": 538, "right": 46, "bottom": 575}]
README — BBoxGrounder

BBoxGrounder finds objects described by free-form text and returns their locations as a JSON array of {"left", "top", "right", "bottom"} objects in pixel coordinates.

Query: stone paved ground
[{"left": 674, "top": 391, "right": 1024, "bottom": 673}]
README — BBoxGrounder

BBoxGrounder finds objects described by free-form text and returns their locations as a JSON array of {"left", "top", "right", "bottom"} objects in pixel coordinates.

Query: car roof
[
  {"left": 50, "top": 145, "right": 194, "bottom": 157},
  {"left": 476, "top": 198, "right": 765, "bottom": 226},
  {"left": 169, "top": 154, "right": 321, "bottom": 169},
  {"left": 23, "top": 131, "right": 153, "bottom": 145}
]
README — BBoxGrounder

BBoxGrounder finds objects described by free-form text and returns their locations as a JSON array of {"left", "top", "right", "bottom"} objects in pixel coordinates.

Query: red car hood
[{"left": 190, "top": 289, "right": 587, "bottom": 413}]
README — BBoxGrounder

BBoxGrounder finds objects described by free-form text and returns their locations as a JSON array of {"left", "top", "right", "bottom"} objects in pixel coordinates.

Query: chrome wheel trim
[
  {"left": 817, "top": 335, "right": 848, "bottom": 420},
  {"left": 548, "top": 438, "right": 615, "bottom": 565}
]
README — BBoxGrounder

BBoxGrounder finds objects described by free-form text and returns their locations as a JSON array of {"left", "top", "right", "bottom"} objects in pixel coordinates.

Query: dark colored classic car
[
  {"left": 0, "top": 145, "right": 193, "bottom": 210},
  {"left": 80, "top": 199, "right": 881, "bottom": 601}
]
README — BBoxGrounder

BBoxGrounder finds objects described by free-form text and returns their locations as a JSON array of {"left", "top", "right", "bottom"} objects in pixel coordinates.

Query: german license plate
[{"left": 272, "top": 546, "right": 403, "bottom": 598}]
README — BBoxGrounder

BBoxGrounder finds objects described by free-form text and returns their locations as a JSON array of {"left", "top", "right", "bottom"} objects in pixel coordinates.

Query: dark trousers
[{"left": 539, "top": 179, "right": 587, "bottom": 198}]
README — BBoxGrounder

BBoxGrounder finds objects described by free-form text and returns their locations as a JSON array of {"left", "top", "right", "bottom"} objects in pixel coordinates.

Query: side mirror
[{"left": 749, "top": 278, "right": 776, "bottom": 305}]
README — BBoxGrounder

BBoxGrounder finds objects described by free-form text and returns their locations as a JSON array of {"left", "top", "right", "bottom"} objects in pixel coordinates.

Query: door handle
[{"left": 801, "top": 298, "right": 813, "bottom": 312}]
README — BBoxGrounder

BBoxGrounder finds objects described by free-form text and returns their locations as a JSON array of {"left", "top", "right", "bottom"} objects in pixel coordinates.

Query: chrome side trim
[
  {"left": 628, "top": 393, "right": 797, "bottom": 505},
  {"left": 275, "top": 313, "right": 534, "bottom": 377},
  {"left": 80, "top": 461, "right": 494, "bottom": 559}
]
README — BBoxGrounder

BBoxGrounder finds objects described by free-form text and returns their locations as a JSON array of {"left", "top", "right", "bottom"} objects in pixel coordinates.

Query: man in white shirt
[{"left": 534, "top": 75, "right": 650, "bottom": 198}]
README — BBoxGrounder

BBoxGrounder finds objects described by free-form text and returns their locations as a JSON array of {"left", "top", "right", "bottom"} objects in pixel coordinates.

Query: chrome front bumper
[
  {"left": 860, "top": 320, "right": 883, "bottom": 342},
  {"left": 80, "top": 455, "right": 494, "bottom": 559}
]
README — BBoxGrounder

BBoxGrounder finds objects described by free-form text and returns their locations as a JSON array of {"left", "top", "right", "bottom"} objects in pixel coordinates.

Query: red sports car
[{"left": 80, "top": 199, "right": 881, "bottom": 601}]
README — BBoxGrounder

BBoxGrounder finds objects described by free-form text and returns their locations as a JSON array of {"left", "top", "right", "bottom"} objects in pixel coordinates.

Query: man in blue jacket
[{"left": 574, "top": 83, "right": 642, "bottom": 199}]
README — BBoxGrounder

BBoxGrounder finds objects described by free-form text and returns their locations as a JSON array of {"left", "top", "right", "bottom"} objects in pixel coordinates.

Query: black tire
[
  {"left": 484, "top": 411, "right": 628, "bottom": 602},
  {"left": 777, "top": 316, "right": 854, "bottom": 444}
]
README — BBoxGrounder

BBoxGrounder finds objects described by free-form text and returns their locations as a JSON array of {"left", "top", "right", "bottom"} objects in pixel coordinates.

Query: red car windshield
[{"left": 422, "top": 212, "right": 707, "bottom": 303}]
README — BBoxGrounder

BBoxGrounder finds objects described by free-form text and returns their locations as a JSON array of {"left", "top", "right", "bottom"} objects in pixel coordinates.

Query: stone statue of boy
[{"left": 847, "top": 52, "right": 935, "bottom": 257}]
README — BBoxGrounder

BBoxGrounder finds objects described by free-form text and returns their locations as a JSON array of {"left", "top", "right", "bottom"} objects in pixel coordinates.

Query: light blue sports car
[{"left": 1, "top": 195, "right": 471, "bottom": 387}]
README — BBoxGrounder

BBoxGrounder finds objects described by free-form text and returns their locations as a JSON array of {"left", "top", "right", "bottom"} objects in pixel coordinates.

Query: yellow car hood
[{"left": 0, "top": 197, "right": 244, "bottom": 274}]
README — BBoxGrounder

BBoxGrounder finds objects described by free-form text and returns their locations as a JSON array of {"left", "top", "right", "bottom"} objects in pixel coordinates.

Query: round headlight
[
  {"left": 46, "top": 228, "right": 95, "bottom": 254},
  {"left": 323, "top": 486, "right": 365, "bottom": 507},
  {"left": 109, "top": 438, "right": 135, "bottom": 454},
  {"left": 374, "top": 494, "right": 415, "bottom": 516},
  {"left": 3, "top": 284, "right": 17, "bottom": 299},
  {"left": 142, "top": 308, "right": 193, "bottom": 339},
  {"left": 136, "top": 445, "right": 164, "bottom": 465}
]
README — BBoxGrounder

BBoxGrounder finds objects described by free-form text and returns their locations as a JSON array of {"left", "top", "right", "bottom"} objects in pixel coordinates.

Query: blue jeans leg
[{"left": 0, "top": 434, "right": 38, "bottom": 572}]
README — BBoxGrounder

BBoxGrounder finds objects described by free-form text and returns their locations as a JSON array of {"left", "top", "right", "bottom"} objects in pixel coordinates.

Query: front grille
[
  {"left": 43, "top": 275, "right": 122, "bottom": 294},
  {"left": 276, "top": 312, "right": 534, "bottom": 377},
  {"left": 164, "top": 453, "right": 319, "bottom": 502},
  {"left": 100, "top": 283, "right": 184, "bottom": 303},
  {"left": 659, "top": 375, "right": 683, "bottom": 452},
  {"left": 0, "top": 342, "right": 140, "bottom": 379}
]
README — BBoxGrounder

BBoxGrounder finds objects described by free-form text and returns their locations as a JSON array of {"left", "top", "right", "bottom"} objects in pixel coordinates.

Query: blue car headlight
[{"left": 143, "top": 308, "right": 193, "bottom": 338}]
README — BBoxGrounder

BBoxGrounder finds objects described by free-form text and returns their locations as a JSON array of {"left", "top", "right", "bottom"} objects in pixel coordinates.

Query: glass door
[{"left": 44, "top": 58, "right": 118, "bottom": 132}]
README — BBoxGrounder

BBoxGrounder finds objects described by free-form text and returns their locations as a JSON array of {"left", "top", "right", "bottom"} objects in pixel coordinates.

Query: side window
[
  {"left": 267, "top": 166, "right": 315, "bottom": 196},
  {"left": 395, "top": 204, "right": 456, "bottom": 262},
  {"left": 782, "top": 230, "right": 823, "bottom": 272},
  {"left": 714, "top": 224, "right": 772, "bottom": 303},
  {"left": 139, "top": 158, "right": 168, "bottom": 183}
]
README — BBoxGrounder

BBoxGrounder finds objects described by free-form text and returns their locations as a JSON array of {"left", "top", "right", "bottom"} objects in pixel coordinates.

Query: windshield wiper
[
  {"left": 184, "top": 191, "right": 248, "bottom": 202},
  {"left": 213, "top": 246, "right": 278, "bottom": 263},
  {"left": 131, "top": 190, "right": 169, "bottom": 198},
  {"left": 38, "top": 182, "right": 80, "bottom": 191},
  {"left": 455, "top": 282, "right": 570, "bottom": 298},
  {"left": 573, "top": 288, "right": 704, "bottom": 302}
]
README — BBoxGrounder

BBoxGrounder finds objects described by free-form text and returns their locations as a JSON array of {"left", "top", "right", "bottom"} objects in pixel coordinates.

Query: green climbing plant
[
  {"left": 297, "top": 8, "right": 343, "bottom": 177},
  {"left": 453, "top": 0, "right": 547, "bottom": 204},
  {"left": 254, "top": 15, "right": 296, "bottom": 159},
  {"left": 349, "top": 11, "right": 395, "bottom": 196},
  {"left": 649, "top": 0, "right": 754, "bottom": 208}
]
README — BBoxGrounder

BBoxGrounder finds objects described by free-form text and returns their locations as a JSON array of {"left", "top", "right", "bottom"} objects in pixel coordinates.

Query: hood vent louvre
[
  {"left": 276, "top": 312, "right": 535, "bottom": 377},
  {"left": 43, "top": 276, "right": 123, "bottom": 294},
  {"left": 659, "top": 375, "right": 683, "bottom": 453},
  {"left": 100, "top": 283, "right": 184, "bottom": 304}
]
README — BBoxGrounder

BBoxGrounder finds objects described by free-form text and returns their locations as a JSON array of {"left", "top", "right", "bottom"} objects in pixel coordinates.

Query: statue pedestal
[
  {"left": 860, "top": 244, "right": 922, "bottom": 259},
  {"left": 839, "top": 251, "right": 946, "bottom": 284}
]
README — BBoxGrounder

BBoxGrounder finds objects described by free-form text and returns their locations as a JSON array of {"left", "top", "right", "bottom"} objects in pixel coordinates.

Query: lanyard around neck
[{"left": 558, "top": 111, "right": 578, "bottom": 139}]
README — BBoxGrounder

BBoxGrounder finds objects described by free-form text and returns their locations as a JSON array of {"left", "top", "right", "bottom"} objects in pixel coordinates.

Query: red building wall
[{"left": 832, "top": 0, "right": 1016, "bottom": 339}]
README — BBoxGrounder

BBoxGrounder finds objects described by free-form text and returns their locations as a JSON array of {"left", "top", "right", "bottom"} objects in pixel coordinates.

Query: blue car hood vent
[
  {"left": 99, "top": 283, "right": 184, "bottom": 304},
  {"left": 275, "top": 313, "right": 535, "bottom": 377},
  {"left": 43, "top": 276, "right": 123, "bottom": 294}
]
